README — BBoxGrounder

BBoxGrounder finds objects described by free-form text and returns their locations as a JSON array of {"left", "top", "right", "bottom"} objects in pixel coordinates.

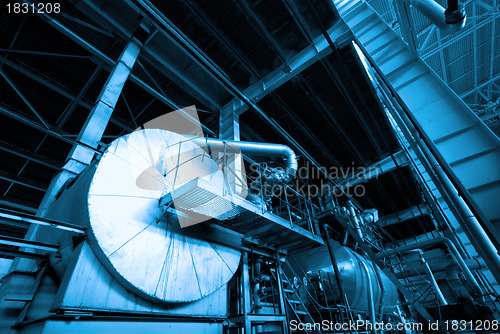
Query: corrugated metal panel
[
  {"left": 446, "top": 53, "right": 473, "bottom": 82},
  {"left": 57, "top": 242, "right": 229, "bottom": 316},
  {"left": 450, "top": 72, "right": 474, "bottom": 95},
  {"left": 410, "top": 5, "right": 433, "bottom": 33},
  {"left": 425, "top": 53, "right": 441, "bottom": 74}
]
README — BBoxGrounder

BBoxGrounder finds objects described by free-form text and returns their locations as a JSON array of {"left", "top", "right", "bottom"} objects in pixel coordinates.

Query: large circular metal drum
[
  {"left": 290, "top": 242, "right": 397, "bottom": 314},
  {"left": 84, "top": 129, "right": 241, "bottom": 303}
]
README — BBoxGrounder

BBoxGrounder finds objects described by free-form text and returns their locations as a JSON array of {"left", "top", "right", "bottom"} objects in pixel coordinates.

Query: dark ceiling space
[{"left": 0, "top": 0, "right": 431, "bottom": 245}]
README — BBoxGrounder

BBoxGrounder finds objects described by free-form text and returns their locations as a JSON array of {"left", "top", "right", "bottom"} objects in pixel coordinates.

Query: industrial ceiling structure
[
  {"left": 0, "top": 0, "right": 499, "bottom": 333},
  {"left": 369, "top": 0, "right": 500, "bottom": 132}
]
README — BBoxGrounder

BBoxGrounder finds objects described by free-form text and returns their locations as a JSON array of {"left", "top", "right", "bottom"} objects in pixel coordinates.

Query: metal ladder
[
  {"left": 333, "top": 0, "right": 500, "bottom": 246},
  {"left": 271, "top": 266, "right": 322, "bottom": 334}
]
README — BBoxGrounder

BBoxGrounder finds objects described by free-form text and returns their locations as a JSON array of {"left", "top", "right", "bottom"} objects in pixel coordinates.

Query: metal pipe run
[
  {"left": 362, "top": 58, "right": 500, "bottom": 288},
  {"left": 0, "top": 208, "right": 85, "bottom": 234},
  {"left": 322, "top": 224, "right": 349, "bottom": 308},
  {"left": 360, "top": 260, "right": 377, "bottom": 334},
  {"left": 192, "top": 137, "right": 298, "bottom": 180},
  {"left": 416, "top": 250, "right": 448, "bottom": 305},
  {"left": 347, "top": 200, "right": 363, "bottom": 239},
  {"left": 376, "top": 237, "right": 482, "bottom": 297},
  {"left": 411, "top": 0, "right": 466, "bottom": 32},
  {"left": 395, "top": 257, "right": 485, "bottom": 278},
  {"left": 331, "top": 212, "right": 435, "bottom": 322},
  {"left": 252, "top": 258, "right": 263, "bottom": 313}
]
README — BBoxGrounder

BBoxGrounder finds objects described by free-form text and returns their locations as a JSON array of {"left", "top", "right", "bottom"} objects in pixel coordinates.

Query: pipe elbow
[
  {"left": 444, "top": 5, "right": 466, "bottom": 32},
  {"left": 411, "top": 0, "right": 466, "bottom": 33},
  {"left": 282, "top": 145, "right": 298, "bottom": 179}
]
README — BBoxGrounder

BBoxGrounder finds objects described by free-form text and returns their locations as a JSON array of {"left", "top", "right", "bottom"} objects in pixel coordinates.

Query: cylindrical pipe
[
  {"left": 192, "top": 137, "right": 298, "bottom": 180},
  {"left": 253, "top": 258, "right": 262, "bottom": 313},
  {"left": 417, "top": 250, "right": 448, "bottom": 305},
  {"left": 376, "top": 237, "right": 482, "bottom": 297},
  {"left": 347, "top": 201, "right": 363, "bottom": 240},
  {"left": 360, "top": 261, "right": 377, "bottom": 334},
  {"left": 411, "top": 0, "right": 466, "bottom": 32},
  {"left": 372, "top": 69, "right": 500, "bottom": 289},
  {"left": 322, "top": 224, "right": 349, "bottom": 308},
  {"left": 395, "top": 257, "right": 485, "bottom": 278}
]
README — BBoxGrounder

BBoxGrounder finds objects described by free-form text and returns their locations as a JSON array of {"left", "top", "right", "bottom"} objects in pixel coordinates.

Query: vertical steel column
[
  {"left": 37, "top": 25, "right": 148, "bottom": 217},
  {"left": 219, "top": 100, "right": 245, "bottom": 195},
  {"left": 241, "top": 253, "right": 251, "bottom": 333}
]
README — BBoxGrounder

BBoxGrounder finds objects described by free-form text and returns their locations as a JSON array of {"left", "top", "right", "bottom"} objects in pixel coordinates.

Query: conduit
[
  {"left": 192, "top": 137, "right": 298, "bottom": 180},
  {"left": 411, "top": 0, "right": 466, "bottom": 32},
  {"left": 376, "top": 237, "right": 482, "bottom": 297}
]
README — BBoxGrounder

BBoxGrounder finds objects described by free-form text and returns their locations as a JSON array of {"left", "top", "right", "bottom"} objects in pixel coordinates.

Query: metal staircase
[
  {"left": 389, "top": 112, "right": 500, "bottom": 306},
  {"left": 333, "top": 0, "right": 500, "bottom": 247},
  {"left": 271, "top": 266, "right": 321, "bottom": 334}
]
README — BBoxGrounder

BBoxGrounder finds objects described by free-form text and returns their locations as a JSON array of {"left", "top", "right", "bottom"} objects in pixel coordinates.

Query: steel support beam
[
  {"left": 436, "top": 29, "right": 448, "bottom": 83},
  {"left": 376, "top": 237, "right": 483, "bottom": 297},
  {"left": 335, "top": 150, "right": 409, "bottom": 188},
  {"left": 393, "top": 0, "right": 419, "bottom": 54},
  {"left": 0, "top": 171, "right": 47, "bottom": 192},
  {"left": 422, "top": 10, "right": 500, "bottom": 59},
  {"left": 0, "top": 140, "right": 61, "bottom": 170},
  {"left": 0, "top": 70, "right": 49, "bottom": 129},
  {"left": 489, "top": 14, "right": 496, "bottom": 98},
  {"left": 377, "top": 204, "right": 431, "bottom": 228},
  {"left": 37, "top": 27, "right": 147, "bottom": 216},
  {"left": 418, "top": 26, "right": 436, "bottom": 52},
  {"left": 127, "top": 0, "right": 364, "bottom": 208},
  {"left": 0, "top": 199, "right": 36, "bottom": 214},
  {"left": 222, "top": 22, "right": 352, "bottom": 116},
  {"left": 0, "top": 208, "right": 85, "bottom": 234},
  {"left": 0, "top": 248, "right": 48, "bottom": 261},
  {"left": 27, "top": 11, "right": 216, "bottom": 136},
  {"left": 218, "top": 101, "right": 243, "bottom": 195},
  {"left": 461, "top": 73, "right": 500, "bottom": 99},
  {"left": 219, "top": 101, "right": 240, "bottom": 141},
  {"left": 395, "top": 257, "right": 485, "bottom": 278},
  {"left": 0, "top": 236, "right": 58, "bottom": 253},
  {"left": 473, "top": 3, "right": 478, "bottom": 103},
  {"left": 0, "top": 57, "right": 135, "bottom": 134}
]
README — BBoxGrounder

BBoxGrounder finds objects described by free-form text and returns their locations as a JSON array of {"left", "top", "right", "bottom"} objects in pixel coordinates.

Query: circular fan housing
[{"left": 87, "top": 129, "right": 241, "bottom": 303}]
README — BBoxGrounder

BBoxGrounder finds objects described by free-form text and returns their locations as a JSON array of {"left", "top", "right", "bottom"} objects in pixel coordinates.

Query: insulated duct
[
  {"left": 192, "top": 137, "right": 298, "bottom": 180},
  {"left": 411, "top": 0, "right": 466, "bottom": 32}
]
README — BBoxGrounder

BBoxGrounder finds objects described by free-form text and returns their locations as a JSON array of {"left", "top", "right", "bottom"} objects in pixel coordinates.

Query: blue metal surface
[{"left": 334, "top": 0, "right": 500, "bottom": 247}]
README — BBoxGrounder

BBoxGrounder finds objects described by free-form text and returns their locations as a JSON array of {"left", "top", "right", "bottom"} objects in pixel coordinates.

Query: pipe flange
[{"left": 445, "top": 6, "right": 466, "bottom": 24}]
